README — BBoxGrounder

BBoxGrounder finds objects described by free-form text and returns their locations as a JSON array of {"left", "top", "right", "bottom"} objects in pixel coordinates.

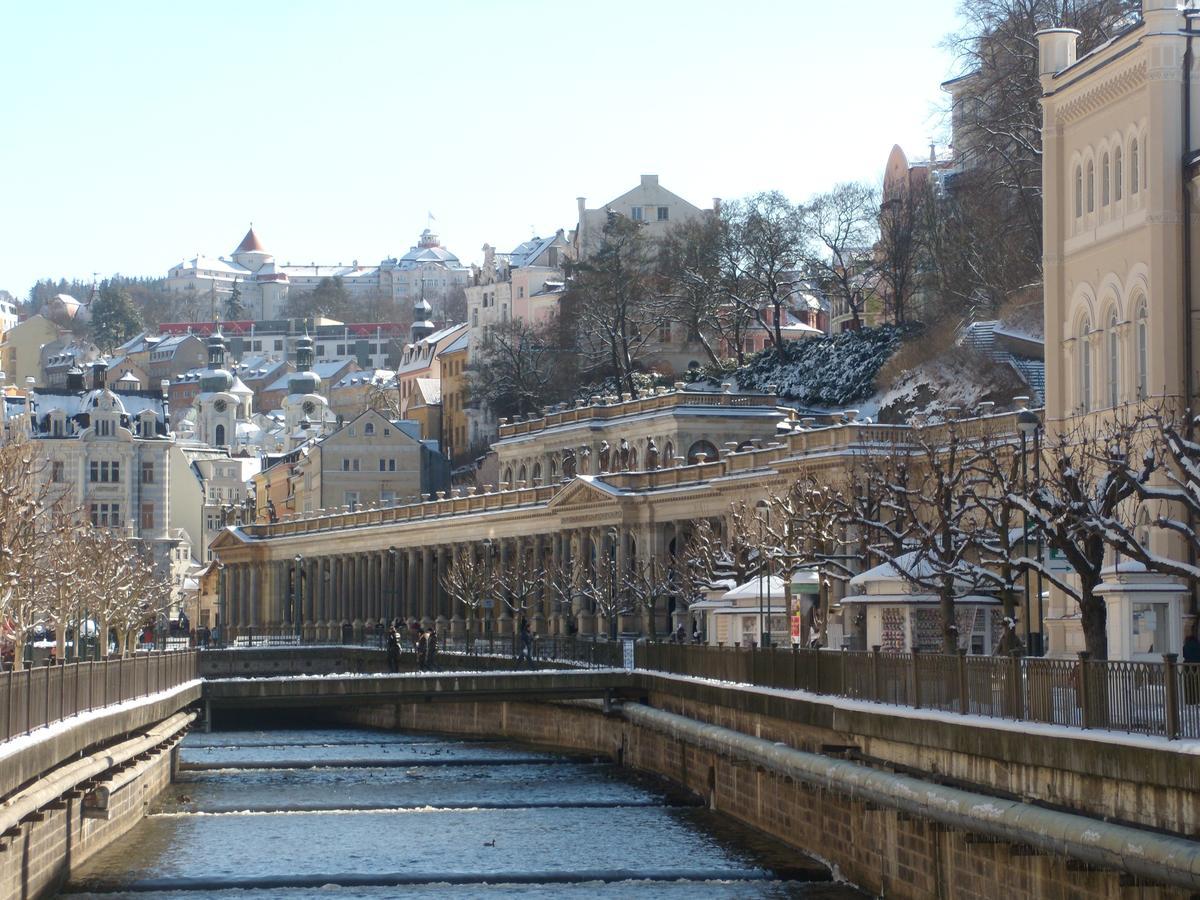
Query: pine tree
[{"left": 89, "top": 281, "right": 143, "bottom": 352}]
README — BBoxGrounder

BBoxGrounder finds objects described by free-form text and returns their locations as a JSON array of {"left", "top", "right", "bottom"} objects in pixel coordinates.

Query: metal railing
[
  {"left": 200, "top": 629, "right": 625, "bottom": 669},
  {"left": 1, "top": 650, "right": 199, "bottom": 743},
  {"left": 634, "top": 644, "right": 1200, "bottom": 741}
]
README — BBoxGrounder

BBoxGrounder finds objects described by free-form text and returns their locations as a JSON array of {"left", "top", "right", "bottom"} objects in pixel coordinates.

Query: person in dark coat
[
  {"left": 519, "top": 617, "right": 533, "bottom": 664},
  {"left": 415, "top": 631, "right": 428, "bottom": 670},
  {"left": 424, "top": 630, "right": 438, "bottom": 670},
  {"left": 1183, "top": 627, "right": 1200, "bottom": 704},
  {"left": 409, "top": 619, "right": 422, "bottom": 650},
  {"left": 385, "top": 627, "right": 401, "bottom": 673}
]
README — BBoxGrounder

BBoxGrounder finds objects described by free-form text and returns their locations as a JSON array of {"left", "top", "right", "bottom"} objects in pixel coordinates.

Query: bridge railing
[
  {"left": 0, "top": 650, "right": 198, "bottom": 744},
  {"left": 635, "top": 643, "right": 1200, "bottom": 741}
]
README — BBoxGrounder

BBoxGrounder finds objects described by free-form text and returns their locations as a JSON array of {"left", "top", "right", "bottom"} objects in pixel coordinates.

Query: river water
[{"left": 61, "top": 727, "right": 862, "bottom": 898}]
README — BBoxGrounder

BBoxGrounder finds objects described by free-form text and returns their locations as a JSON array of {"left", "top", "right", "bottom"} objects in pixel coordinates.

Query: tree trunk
[
  {"left": 940, "top": 574, "right": 958, "bottom": 653},
  {"left": 1079, "top": 585, "right": 1108, "bottom": 661}
]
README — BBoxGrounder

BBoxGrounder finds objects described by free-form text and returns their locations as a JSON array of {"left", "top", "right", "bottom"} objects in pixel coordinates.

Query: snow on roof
[
  {"left": 414, "top": 377, "right": 441, "bottom": 405},
  {"left": 722, "top": 576, "right": 789, "bottom": 600},
  {"left": 333, "top": 369, "right": 395, "bottom": 389}
]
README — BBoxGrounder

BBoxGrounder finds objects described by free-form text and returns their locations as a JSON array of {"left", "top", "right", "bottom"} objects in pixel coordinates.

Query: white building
[
  {"left": 167, "top": 227, "right": 470, "bottom": 321},
  {"left": 23, "top": 365, "right": 192, "bottom": 609}
]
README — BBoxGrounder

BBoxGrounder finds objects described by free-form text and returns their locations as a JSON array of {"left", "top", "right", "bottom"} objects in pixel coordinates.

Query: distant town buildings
[{"left": 166, "top": 227, "right": 470, "bottom": 321}]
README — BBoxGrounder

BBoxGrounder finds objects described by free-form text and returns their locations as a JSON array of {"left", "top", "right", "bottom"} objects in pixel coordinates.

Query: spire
[
  {"left": 233, "top": 225, "right": 265, "bottom": 255},
  {"left": 295, "top": 328, "right": 314, "bottom": 373},
  {"left": 207, "top": 329, "right": 227, "bottom": 369}
]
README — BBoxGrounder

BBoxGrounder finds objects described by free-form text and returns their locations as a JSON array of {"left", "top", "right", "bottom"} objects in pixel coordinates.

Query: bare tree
[
  {"left": 801, "top": 183, "right": 879, "bottom": 330},
  {"left": 440, "top": 546, "right": 492, "bottom": 645},
  {"left": 468, "top": 316, "right": 574, "bottom": 420},
  {"left": 1005, "top": 416, "right": 1148, "bottom": 659},
  {"left": 876, "top": 179, "right": 931, "bottom": 325},
  {"left": 497, "top": 546, "right": 545, "bottom": 626},
  {"left": 565, "top": 213, "right": 661, "bottom": 397},
  {"left": 719, "top": 192, "right": 804, "bottom": 348},
  {"left": 624, "top": 556, "right": 674, "bottom": 640}
]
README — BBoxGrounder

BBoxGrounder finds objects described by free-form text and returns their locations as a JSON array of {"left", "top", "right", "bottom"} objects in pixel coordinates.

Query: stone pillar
[
  {"left": 405, "top": 549, "right": 418, "bottom": 621},
  {"left": 497, "top": 539, "right": 512, "bottom": 636},
  {"left": 434, "top": 546, "right": 450, "bottom": 634},
  {"left": 421, "top": 546, "right": 434, "bottom": 627}
]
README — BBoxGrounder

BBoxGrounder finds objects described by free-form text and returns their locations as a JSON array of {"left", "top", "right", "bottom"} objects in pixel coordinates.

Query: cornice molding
[{"left": 1053, "top": 60, "right": 1147, "bottom": 125}]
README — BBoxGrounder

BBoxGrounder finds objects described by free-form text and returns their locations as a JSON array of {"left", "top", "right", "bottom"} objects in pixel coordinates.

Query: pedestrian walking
[
  {"left": 519, "top": 617, "right": 533, "bottom": 664},
  {"left": 424, "top": 629, "right": 438, "bottom": 670},
  {"left": 409, "top": 619, "right": 422, "bottom": 650},
  {"left": 386, "top": 626, "right": 401, "bottom": 673},
  {"left": 415, "top": 631, "right": 428, "bottom": 670}
]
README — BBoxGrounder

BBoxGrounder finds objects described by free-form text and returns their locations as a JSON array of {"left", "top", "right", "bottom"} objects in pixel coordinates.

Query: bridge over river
[{"left": 2, "top": 644, "right": 1200, "bottom": 899}]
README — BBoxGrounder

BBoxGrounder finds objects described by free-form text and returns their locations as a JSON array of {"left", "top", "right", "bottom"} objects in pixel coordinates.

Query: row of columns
[{"left": 217, "top": 523, "right": 685, "bottom": 641}]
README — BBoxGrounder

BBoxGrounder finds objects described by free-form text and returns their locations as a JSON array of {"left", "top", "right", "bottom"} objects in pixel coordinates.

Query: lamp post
[
  {"left": 1017, "top": 409, "right": 1044, "bottom": 656},
  {"left": 215, "top": 562, "right": 226, "bottom": 647},
  {"left": 388, "top": 547, "right": 398, "bottom": 627},
  {"left": 293, "top": 554, "right": 304, "bottom": 640},
  {"left": 607, "top": 527, "right": 619, "bottom": 640},
  {"left": 755, "top": 499, "right": 770, "bottom": 648}
]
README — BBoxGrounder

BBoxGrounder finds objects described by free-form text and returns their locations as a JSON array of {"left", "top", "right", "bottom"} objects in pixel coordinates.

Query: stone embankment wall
[
  {"left": 334, "top": 698, "right": 1196, "bottom": 900},
  {"left": 0, "top": 707, "right": 195, "bottom": 899}
]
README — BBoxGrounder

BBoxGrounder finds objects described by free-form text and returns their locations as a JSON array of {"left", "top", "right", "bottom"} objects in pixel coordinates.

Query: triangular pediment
[{"left": 546, "top": 475, "right": 622, "bottom": 510}]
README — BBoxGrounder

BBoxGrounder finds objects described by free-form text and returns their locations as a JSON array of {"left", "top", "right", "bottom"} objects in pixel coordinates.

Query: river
[{"left": 60, "top": 727, "right": 862, "bottom": 898}]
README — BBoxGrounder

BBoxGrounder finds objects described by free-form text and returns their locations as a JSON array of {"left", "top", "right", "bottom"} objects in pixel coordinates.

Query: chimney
[
  {"left": 1036, "top": 28, "right": 1080, "bottom": 89},
  {"left": 640, "top": 174, "right": 659, "bottom": 188},
  {"left": 91, "top": 361, "right": 106, "bottom": 391}
]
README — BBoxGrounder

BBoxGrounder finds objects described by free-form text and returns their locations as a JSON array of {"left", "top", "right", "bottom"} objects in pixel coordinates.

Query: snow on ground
[{"left": 0, "top": 679, "right": 202, "bottom": 764}]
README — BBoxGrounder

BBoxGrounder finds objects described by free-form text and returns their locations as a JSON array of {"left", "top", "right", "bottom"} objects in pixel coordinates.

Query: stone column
[
  {"left": 405, "top": 549, "right": 418, "bottom": 621},
  {"left": 434, "top": 546, "right": 449, "bottom": 634},
  {"left": 421, "top": 547, "right": 434, "bottom": 628},
  {"left": 531, "top": 534, "right": 547, "bottom": 635},
  {"left": 497, "top": 539, "right": 512, "bottom": 636}
]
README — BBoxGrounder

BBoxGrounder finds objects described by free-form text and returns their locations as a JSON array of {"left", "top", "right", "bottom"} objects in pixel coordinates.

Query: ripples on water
[{"left": 62, "top": 728, "right": 862, "bottom": 899}]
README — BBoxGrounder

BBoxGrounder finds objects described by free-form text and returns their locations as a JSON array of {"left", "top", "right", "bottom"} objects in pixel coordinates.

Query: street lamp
[
  {"left": 607, "top": 527, "right": 619, "bottom": 640},
  {"left": 1017, "top": 408, "right": 1043, "bottom": 656},
  {"left": 293, "top": 554, "right": 304, "bottom": 640},
  {"left": 755, "top": 499, "right": 771, "bottom": 648}
]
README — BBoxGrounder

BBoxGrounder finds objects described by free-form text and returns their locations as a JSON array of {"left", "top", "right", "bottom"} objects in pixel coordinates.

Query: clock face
[
  {"left": 303, "top": 400, "right": 316, "bottom": 416},
  {"left": 214, "top": 398, "right": 228, "bottom": 413}
]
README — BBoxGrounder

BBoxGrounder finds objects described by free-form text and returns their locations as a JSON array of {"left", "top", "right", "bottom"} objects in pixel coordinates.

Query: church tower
[
  {"left": 194, "top": 330, "right": 238, "bottom": 448},
  {"left": 282, "top": 331, "right": 328, "bottom": 449},
  {"left": 411, "top": 297, "right": 434, "bottom": 343}
]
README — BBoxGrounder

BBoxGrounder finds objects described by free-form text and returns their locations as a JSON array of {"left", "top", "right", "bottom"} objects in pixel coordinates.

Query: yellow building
[
  {"left": 0, "top": 315, "right": 62, "bottom": 386},
  {"left": 438, "top": 333, "right": 469, "bottom": 463}
]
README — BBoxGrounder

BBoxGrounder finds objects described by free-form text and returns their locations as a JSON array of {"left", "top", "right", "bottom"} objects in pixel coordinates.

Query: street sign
[{"left": 1045, "top": 546, "right": 1074, "bottom": 574}]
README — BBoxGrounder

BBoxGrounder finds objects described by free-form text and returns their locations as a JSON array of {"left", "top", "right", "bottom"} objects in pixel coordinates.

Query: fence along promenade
[
  {"left": 0, "top": 651, "right": 198, "bottom": 743},
  {"left": 5, "top": 639, "right": 1193, "bottom": 747},
  {"left": 636, "top": 643, "right": 1200, "bottom": 741}
]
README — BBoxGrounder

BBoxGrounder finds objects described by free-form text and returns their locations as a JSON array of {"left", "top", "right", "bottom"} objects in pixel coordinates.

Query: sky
[{"left": 0, "top": 0, "right": 965, "bottom": 299}]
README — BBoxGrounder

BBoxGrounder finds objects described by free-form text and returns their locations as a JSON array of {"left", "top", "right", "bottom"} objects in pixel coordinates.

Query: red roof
[{"left": 234, "top": 227, "right": 265, "bottom": 254}]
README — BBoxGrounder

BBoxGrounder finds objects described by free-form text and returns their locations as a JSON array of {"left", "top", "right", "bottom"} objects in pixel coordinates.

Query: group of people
[{"left": 384, "top": 618, "right": 438, "bottom": 672}]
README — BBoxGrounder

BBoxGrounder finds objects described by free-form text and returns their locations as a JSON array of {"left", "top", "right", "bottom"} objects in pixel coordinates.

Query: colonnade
[{"left": 217, "top": 521, "right": 686, "bottom": 641}]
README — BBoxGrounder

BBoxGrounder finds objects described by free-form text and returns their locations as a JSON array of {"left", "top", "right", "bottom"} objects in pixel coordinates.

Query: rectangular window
[
  {"left": 379, "top": 458, "right": 387, "bottom": 472},
  {"left": 388, "top": 459, "right": 396, "bottom": 471},
  {"left": 90, "top": 460, "right": 100, "bottom": 482},
  {"left": 381, "top": 490, "right": 396, "bottom": 504},
  {"left": 657, "top": 206, "right": 669, "bottom": 221},
  {"left": 111, "top": 461, "right": 120, "bottom": 482},
  {"left": 472, "top": 309, "right": 479, "bottom": 327},
  {"left": 336, "top": 344, "right": 346, "bottom": 355},
  {"left": 631, "top": 206, "right": 644, "bottom": 222},
  {"left": 142, "top": 461, "right": 154, "bottom": 484},
  {"left": 140, "top": 502, "right": 154, "bottom": 530},
  {"left": 658, "top": 323, "right": 672, "bottom": 342},
  {"left": 316, "top": 344, "right": 326, "bottom": 356},
  {"left": 274, "top": 340, "right": 283, "bottom": 351},
  {"left": 344, "top": 491, "right": 359, "bottom": 511},
  {"left": 51, "top": 461, "right": 64, "bottom": 482},
  {"left": 518, "top": 286, "right": 525, "bottom": 299},
  {"left": 352, "top": 459, "right": 360, "bottom": 471}
]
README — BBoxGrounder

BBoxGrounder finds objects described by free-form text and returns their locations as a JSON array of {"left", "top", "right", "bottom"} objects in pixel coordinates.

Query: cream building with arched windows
[{"left": 1039, "top": 1, "right": 1199, "bottom": 656}]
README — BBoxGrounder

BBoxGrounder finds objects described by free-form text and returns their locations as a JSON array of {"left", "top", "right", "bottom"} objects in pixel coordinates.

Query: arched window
[
  {"left": 549, "top": 458, "right": 559, "bottom": 479},
  {"left": 663, "top": 440, "right": 674, "bottom": 463},
  {"left": 687, "top": 440, "right": 719, "bottom": 464},
  {"left": 1102, "top": 153, "right": 1110, "bottom": 206},
  {"left": 1086, "top": 160, "right": 1095, "bottom": 212},
  {"left": 518, "top": 464, "right": 527, "bottom": 484},
  {"left": 503, "top": 466, "right": 513, "bottom": 485},
  {"left": 215, "top": 423, "right": 226, "bottom": 446},
  {"left": 1142, "top": 136, "right": 1148, "bottom": 190},
  {"left": 628, "top": 447, "right": 638, "bottom": 470},
  {"left": 1078, "top": 315, "right": 1092, "bottom": 413},
  {"left": 1131, "top": 138, "right": 1140, "bottom": 195},
  {"left": 364, "top": 422, "right": 375, "bottom": 435},
  {"left": 1107, "top": 311, "right": 1120, "bottom": 408},
  {"left": 1136, "top": 299, "right": 1149, "bottom": 399},
  {"left": 1074, "top": 165, "right": 1083, "bottom": 218},
  {"left": 531, "top": 462, "right": 542, "bottom": 484},
  {"left": 1114, "top": 146, "right": 1123, "bottom": 201}
]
